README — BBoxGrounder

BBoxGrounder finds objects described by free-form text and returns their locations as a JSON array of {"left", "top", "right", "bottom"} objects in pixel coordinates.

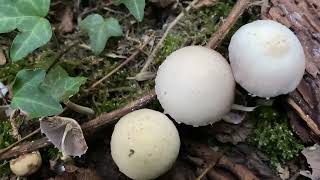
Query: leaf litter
[{"left": 40, "top": 116, "right": 88, "bottom": 157}]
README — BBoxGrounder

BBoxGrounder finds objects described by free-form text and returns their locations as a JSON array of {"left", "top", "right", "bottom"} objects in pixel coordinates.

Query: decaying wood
[
  {"left": 187, "top": 141, "right": 259, "bottom": 180},
  {"left": 206, "top": 0, "right": 250, "bottom": 49},
  {"left": 264, "top": 0, "right": 320, "bottom": 142},
  {"left": 0, "top": 90, "right": 157, "bottom": 160}
]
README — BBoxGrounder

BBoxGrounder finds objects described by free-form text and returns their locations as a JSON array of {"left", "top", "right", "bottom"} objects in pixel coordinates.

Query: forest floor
[{"left": 0, "top": 0, "right": 319, "bottom": 179}]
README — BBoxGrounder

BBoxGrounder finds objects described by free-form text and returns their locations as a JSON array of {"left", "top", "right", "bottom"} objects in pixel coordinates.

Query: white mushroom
[
  {"left": 10, "top": 151, "right": 42, "bottom": 176},
  {"left": 155, "top": 46, "right": 235, "bottom": 126},
  {"left": 110, "top": 109, "right": 180, "bottom": 180},
  {"left": 228, "top": 20, "right": 305, "bottom": 98}
]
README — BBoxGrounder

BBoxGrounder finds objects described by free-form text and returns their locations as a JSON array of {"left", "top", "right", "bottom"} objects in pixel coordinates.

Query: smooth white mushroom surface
[
  {"left": 111, "top": 109, "right": 180, "bottom": 180},
  {"left": 155, "top": 46, "right": 235, "bottom": 126},
  {"left": 10, "top": 151, "right": 42, "bottom": 176},
  {"left": 228, "top": 20, "right": 305, "bottom": 98}
]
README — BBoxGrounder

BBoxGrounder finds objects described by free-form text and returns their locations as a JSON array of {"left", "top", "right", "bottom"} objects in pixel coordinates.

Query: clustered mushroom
[
  {"left": 108, "top": 19, "right": 305, "bottom": 179},
  {"left": 155, "top": 46, "right": 235, "bottom": 126},
  {"left": 228, "top": 20, "right": 305, "bottom": 98}
]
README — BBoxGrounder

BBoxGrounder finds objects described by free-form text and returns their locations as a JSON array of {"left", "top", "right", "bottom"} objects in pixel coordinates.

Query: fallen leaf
[
  {"left": 301, "top": 144, "right": 320, "bottom": 180},
  {"left": 128, "top": 71, "right": 155, "bottom": 81},
  {"left": 59, "top": 6, "right": 74, "bottom": 33},
  {"left": 222, "top": 111, "right": 246, "bottom": 124},
  {"left": 0, "top": 81, "right": 8, "bottom": 98},
  {"left": 40, "top": 116, "right": 88, "bottom": 157},
  {"left": 209, "top": 118, "right": 254, "bottom": 145},
  {"left": 276, "top": 164, "right": 290, "bottom": 180},
  {"left": 0, "top": 49, "right": 6, "bottom": 65}
]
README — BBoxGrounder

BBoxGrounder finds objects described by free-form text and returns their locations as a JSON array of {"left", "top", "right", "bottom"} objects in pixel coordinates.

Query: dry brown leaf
[
  {"left": 59, "top": 6, "right": 74, "bottom": 33},
  {"left": 301, "top": 144, "right": 320, "bottom": 180},
  {"left": 0, "top": 49, "right": 6, "bottom": 65},
  {"left": 40, "top": 116, "right": 88, "bottom": 157},
  {"left": 209, "top": 118, "right": 254, "bottom": 145},
  {"left": 222, "top": 111, "right": 246, "bottom": 124}
]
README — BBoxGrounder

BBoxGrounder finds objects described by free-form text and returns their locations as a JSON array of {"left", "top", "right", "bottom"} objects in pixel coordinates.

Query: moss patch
[{"left": 249, "top": 106, "right": 304, "bottom": 167}]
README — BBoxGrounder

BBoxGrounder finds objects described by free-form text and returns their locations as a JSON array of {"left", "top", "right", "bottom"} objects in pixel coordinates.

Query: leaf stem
[
  {"left": 46, "top": 41, "right": 80, "bottom": 73},
  {"left": 64, "top": 100, "right": 95, "bottom": 116}
]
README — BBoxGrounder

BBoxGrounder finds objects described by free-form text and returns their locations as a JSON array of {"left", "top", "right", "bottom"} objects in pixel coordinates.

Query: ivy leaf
[
  {"left": 0, "top": 0, "right": 52, "bottom": 62},
  {"left": 80, "top": 14, "right": 123, "bottom": 55},
  {"left": 42, "top": 66, "right": 87, "bottom": 101},
  {"left": 11, "top": 18, "right": 52, "bottom": 61},
  {"left": 11, "top": 69, "right": 63, "bottom": 118},
  {"left": 113, "top": 0, "right": 145, "bottom": 22}
]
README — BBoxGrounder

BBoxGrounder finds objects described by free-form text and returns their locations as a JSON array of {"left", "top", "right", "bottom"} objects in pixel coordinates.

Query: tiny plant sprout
[
  {"left": 10, "top": 151, "right": 42, "bottom": 176},
  {"left": 111, "top": 109, "right": 180, "bottom": 180},
  {"left": 155, "top": 46, "right": 235, "bottom": 126},
  {"left": 228, "top": 20, "right": 305, "bottom": 98}
]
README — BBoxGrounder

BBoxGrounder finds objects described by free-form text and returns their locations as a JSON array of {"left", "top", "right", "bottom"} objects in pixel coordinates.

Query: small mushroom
[
  {"left": 155, "top": 46, "right": 235, "bottom": 126},
  {"left": 228, "top": 20, "right": 305, "bottom": 98},
  {"left": 111, "top": 109, "right": 180, "bottom": 180},
  {"left": 10, "top": 151, "right": 42, "bottom": 176}
]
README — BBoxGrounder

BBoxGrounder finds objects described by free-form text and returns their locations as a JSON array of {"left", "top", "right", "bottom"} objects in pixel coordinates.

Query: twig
[
  {"left": 288, "top": 98, "right": 320, "bottom": 136},
  {"left": 138, "top": 0, "right": 199, "bottom": 74},
  {"left": 64, "top": 100, "right": 95, "bottom": 116},
  {"left": 87, "top": 35, "right": 153, "bottom": 90},
  {"left": 196, "top": 163, "right": 215, "bottom": 180},
  {"left": 46, "top": 41, "right": 80, "bottom": 73},
  {"left": 0, "top": 128, "right": 40, "bottom": 156},
  {"left": 206, "top": 0, "right": 251, "bottom": 49},
  {"left": 9, "top": 109, "right": 22, "bottom": 140},
  {"left": 0, "top": 90, "right": 156, "bottom": 160}
]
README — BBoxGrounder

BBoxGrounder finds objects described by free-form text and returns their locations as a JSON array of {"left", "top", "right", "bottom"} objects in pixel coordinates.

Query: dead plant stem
[
  {"left": 88, "top": 34, "right": 153, "bottom": 90},
  {"left": 206, "top": 0, "right": 251, "bottom": 49},
  {"left": 138, "top": 0, "right": 199, "bottom": 74},
  {"left": 0, "top": 128, "right": 40, "bottom": 156}
]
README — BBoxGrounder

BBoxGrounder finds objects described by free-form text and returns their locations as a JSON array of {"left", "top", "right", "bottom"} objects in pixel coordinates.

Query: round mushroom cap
[
  {"left": 111, "top": 109, "right": 180, "bottom": 180},
  {"left": 10, "top": 151, "right": 42, "bottom": 176},
  {"left": 228, "top": 20, "right": 305, "bottom": 98},
  {"left": 155, "top": 46, "right": 235, "bottom": 126}
]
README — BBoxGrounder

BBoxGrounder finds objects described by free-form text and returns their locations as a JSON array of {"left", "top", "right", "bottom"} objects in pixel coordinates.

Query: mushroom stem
[
  {"left": 64, "top": 100, "right": 95, "bottom": 116},
  {"left": 231, "top": 104, "right": 257, "bottom": 112}
]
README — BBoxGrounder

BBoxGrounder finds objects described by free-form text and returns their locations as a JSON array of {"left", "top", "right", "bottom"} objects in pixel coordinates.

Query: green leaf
[
  {"left": 11, "top": 69, "right": 63, "bottom": 118},
  {"left": 42, "top": 66, "right": 87, "bottom": 101},
  {"left": 113, "top": 0, "right": 145, "bottom": 22},
  {"left": 0, "top": 0, "right": 52, "bottom": 61},
  {"left": 11, "top": 18, "right": 52, "bottom": 61},
  {"left": 80, "top": 14, "right": 123, "bottom": 55}
]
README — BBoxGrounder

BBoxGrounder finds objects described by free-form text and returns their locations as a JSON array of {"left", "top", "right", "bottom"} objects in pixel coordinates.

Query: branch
[
  {"left": 88, "top": 35, "right": 153, "bottom": 90},
  {"left": 206, "top": 0, "right": 250, "bottom": 49},
  {"left": 138, "top": 0, "right": 200, "bottom": 74},
  {"left": 0, "top": 90, "right": 156, "bottom": 160}
]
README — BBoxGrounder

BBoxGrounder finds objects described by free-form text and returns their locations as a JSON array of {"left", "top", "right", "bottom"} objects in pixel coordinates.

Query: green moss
[
  {"left": 154, "top": 34, "right": 184, "bottom": 66},
  {"left": 0, "top": 121, "right": 15, "bottom": 149},
  {"left": 42, "top": 147, "right": 61, "bottom": 160},
  {"left": 249, "top": 106, "right": 304, "bottom": 166},
  {"left": 0, "top": 121, "right": 15, "bottom": 177},
  {"left": 0, "top": 161, "right": 11, "bottom": 178}
]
